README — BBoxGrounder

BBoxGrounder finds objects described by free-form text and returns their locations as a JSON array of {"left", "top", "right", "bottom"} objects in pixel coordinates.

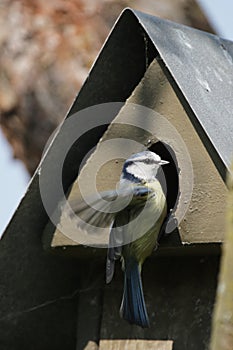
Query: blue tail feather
[{"left": 120, "top": 260, "right": 149, "bottom": 328}]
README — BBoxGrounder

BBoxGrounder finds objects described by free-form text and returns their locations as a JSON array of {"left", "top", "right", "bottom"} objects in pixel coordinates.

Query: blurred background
[{"left": 0, "top": 0, "right": 232, "bottom": 235}]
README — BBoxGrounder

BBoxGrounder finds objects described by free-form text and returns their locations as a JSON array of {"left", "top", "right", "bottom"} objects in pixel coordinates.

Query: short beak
[{"left": 160, "top": 160, "right": 169, "bottom": 165}]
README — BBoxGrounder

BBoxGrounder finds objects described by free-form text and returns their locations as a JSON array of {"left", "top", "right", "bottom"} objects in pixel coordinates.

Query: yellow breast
[{"left": 122, "top": 180, "right": 167, "bottom": 265}]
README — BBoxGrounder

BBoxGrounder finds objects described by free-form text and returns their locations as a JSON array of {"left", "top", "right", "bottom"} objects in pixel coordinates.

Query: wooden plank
[
  {"left": 84, "top": 341, "right": 99, "bottom": 350},
  {"left": 99, "top": 339, "right": 173, "bottom": 349}
]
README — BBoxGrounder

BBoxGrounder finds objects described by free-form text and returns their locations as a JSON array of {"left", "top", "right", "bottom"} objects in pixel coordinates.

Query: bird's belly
[
  {"left": 124, "top": 196, "right": 167, "bottom": 264},
  {"left": 132, "top": 215, "right": 165, "bottom": 263}
]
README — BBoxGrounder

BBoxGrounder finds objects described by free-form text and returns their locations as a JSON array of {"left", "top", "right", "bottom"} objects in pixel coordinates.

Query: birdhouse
[{"left": 1, "top": 8, "right": 232, "bottom": 350}]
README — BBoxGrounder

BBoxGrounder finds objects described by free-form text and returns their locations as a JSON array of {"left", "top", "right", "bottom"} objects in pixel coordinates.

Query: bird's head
[{"left": 121, "top": 151, "right": 169, "bottom": 183}]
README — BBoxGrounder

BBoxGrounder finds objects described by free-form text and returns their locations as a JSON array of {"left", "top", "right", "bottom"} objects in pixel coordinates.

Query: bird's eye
[{"left": 142, "top": 158, "right": 153, "bottom": 164}]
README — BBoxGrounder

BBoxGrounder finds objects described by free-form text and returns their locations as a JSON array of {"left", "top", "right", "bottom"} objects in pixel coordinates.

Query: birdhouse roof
[{"left": 132, "top": 9, "right": 233, "bottom": 178}]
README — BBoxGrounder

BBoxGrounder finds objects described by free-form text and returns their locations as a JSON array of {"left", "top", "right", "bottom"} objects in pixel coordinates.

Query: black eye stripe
[
  {"left": 137, "top": 158, "right": 156, "bottom": 164},
  {"left": 124, "top": 158, "right": 157, "bottom": 167}
]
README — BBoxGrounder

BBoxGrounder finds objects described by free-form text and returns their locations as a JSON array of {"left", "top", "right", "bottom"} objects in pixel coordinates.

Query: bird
[{"left": 69, "top": 151, "right": 168, "bottom": 328}]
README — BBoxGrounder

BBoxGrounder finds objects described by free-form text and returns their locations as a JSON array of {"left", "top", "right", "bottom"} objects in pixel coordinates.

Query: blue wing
[{"left": 106, "top": 186, "right": 152, "bottom": 284}]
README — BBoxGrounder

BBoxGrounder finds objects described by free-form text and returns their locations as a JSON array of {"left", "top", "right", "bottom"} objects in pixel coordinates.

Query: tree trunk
[
  {"left": 210, "top": 165, "right": 233, "bottom": 350},
  {"left": 0, "top": 0, "right": 214, "bottom": 175}
]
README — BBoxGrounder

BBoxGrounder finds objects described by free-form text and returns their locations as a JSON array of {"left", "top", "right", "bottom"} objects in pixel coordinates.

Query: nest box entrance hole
[{"left": 149, "top": 141, "right": 179, "bottom": 225}]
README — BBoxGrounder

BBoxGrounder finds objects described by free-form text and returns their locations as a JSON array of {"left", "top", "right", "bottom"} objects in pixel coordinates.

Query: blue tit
[
  {"left": 106, "top": 151, "right": 168, "bottom": 328},
  {"left": 70, "top": 151, "right": 168, "bottom": 328}
]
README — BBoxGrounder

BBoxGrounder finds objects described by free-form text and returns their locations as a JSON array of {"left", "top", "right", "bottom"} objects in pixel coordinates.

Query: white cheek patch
[{"left": 126, "top": 163, "right": 159, "bottom": 181}]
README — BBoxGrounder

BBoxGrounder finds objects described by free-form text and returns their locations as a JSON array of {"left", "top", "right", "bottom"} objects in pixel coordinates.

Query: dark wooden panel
[{"left": 100, "top": 255, "right": 219, "bottom": 350}]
